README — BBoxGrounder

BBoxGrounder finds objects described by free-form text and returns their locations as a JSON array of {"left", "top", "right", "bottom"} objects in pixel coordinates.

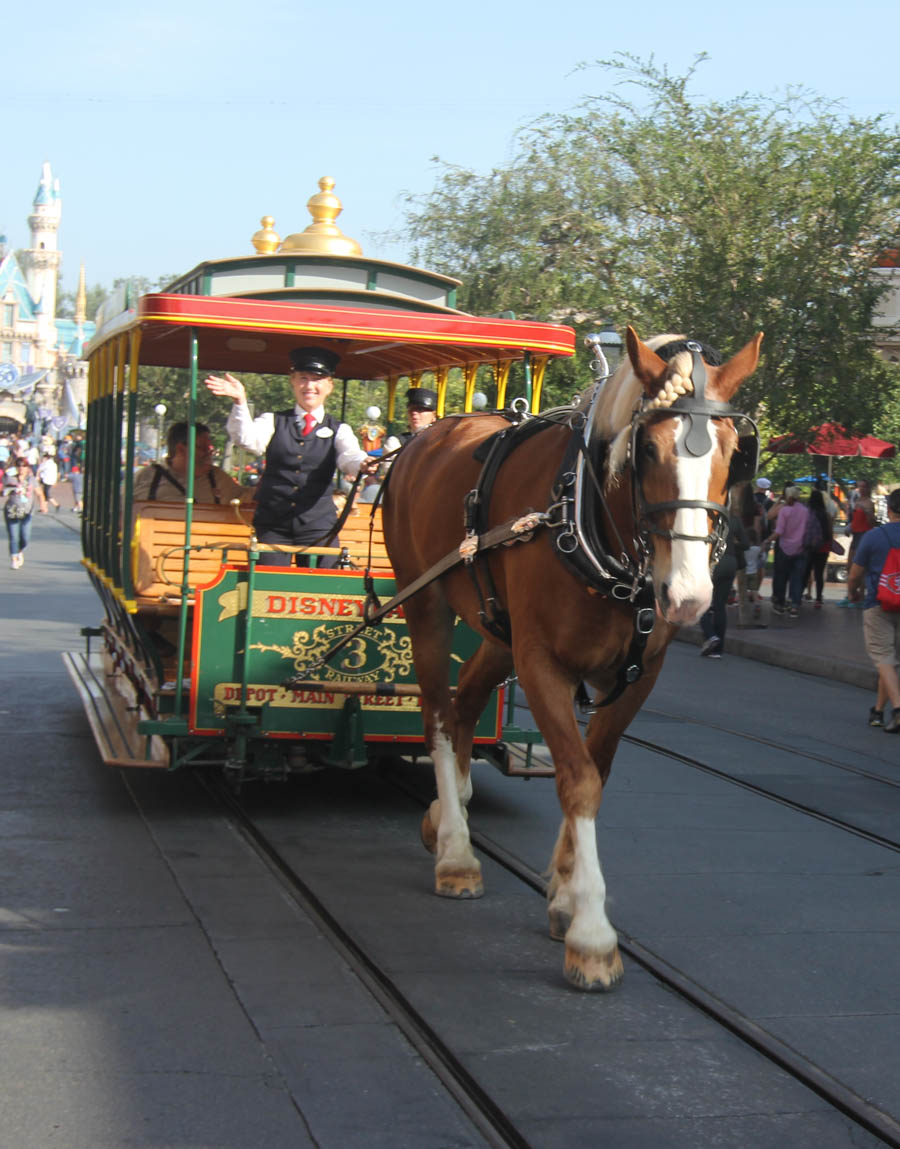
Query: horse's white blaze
[
  {"left": 431, "top": 723, "right": 477, "bottom": 869},
  {"left": 661, "top": 441, "right": 715, "bottom": 624},
  {"left": 564, "top": 816, "right": 617, "bottom": 955}
]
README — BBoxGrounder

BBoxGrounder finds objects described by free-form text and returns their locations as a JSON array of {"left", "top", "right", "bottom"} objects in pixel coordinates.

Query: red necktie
[{"left": 302, "top": 413, "right": 315, "bottom": 436}]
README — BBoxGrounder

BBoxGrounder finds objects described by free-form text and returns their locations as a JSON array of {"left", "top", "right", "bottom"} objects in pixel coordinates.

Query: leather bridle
[{"left": 630, "top": 342, "right": 758, "bottom": 567}]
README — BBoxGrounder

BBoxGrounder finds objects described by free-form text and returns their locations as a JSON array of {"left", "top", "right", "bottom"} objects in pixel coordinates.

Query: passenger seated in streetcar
[
  {"left": 384, "top": 386, "right": 439, "bottom": 452},
  {"left": 133, "top": 422, "right": 254, "bottom": 505},
  {"left": 204, "top": 346, "right": 378, "bottom": 568}
]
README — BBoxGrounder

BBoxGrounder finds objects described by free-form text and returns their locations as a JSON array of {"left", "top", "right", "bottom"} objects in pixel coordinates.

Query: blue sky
[{"left": 4, "top": 0, "right": 898, "bottom": 295}]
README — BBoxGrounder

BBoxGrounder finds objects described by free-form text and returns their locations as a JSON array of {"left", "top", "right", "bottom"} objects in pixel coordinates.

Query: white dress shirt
[{"left": 226, "top": 403, "right": 370, "bottom": 477}]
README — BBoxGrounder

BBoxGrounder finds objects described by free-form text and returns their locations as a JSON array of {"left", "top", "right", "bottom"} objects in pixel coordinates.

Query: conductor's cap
[
  {"left": 289, "top": 346, "right": 340, "bottom": 376},
  {"left": 406, "top": 387, "right": 437, "bottom": 411}
]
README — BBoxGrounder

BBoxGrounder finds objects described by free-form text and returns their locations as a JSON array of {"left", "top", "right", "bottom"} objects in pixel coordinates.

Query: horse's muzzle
[{"left": 657, "top": 579, "right": 712, "bottom": 626}]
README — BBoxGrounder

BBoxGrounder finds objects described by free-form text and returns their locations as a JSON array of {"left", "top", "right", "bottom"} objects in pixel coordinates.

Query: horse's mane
[{"left": 588, "top": 334, "right": 722, "bottom": 477}]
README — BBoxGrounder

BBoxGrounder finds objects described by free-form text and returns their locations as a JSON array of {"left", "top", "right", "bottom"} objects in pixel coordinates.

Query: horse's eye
[{"left": 642, "top": 439, "right": 658, "bottom": 463}]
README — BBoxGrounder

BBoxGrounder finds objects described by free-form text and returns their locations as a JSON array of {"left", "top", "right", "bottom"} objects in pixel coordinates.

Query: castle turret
[{"left": 21, "top": 162, "right": 61, "bottom": 365}]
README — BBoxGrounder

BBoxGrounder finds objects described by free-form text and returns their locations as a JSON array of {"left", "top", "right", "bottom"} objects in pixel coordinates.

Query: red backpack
[{"left": 876, "top": 529, "right": 900, "bottom": 611}]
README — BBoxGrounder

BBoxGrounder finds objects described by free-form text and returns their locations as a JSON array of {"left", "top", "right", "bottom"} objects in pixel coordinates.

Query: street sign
[{"left": 0, "top": 363, "right": 20, "bottom": 389}]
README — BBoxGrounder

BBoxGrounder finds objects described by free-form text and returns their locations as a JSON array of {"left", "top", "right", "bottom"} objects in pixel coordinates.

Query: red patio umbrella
[{"left": 767, "top": 423, "right": 896, "bottom": 459}]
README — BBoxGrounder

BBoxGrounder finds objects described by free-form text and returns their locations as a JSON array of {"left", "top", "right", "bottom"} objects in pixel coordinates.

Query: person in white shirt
[
  {"left": 205, "top": 347, "right": 377, "bottom": 566},
  {"left": 37, "top": 453, "right": 59, "bottom": 511}
]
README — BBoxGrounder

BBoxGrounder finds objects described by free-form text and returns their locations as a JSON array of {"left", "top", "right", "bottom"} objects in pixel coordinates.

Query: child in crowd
[{"left": 744, "top": 527, "right": 765, "bottom": 623}]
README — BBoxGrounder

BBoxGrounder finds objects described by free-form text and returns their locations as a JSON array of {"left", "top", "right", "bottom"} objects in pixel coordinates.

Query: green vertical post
[
  {"left": 238, "top": 548, "right": 259, "bottom": 716},
  {"left": 523, "top": 351, "right": 533, "bottom": 409}
]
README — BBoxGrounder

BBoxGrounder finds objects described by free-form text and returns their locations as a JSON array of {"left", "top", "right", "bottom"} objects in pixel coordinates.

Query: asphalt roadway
[{"left": 1, "top": 497, "right": 895, "bottom": 1148}]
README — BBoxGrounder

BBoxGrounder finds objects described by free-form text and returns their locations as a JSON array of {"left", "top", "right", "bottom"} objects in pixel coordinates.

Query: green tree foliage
[{"left": 402, "top": 55, "right": 900, "bottom": 429}]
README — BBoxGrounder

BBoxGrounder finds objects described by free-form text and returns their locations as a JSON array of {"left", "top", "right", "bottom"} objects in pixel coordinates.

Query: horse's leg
[
  {"left": 517, "top": 657, "right": 629, "bottom": 991},
  {"left": 421, "top": 637, "right": 513, "bottom": 855},
  {"left": 404, "top": 589, "right": 484, "bottom": 899},
  {"left": 546, "top": 673, "right": 662, "bottom": 989},
  {"left": 453, "top": 638, "right": 514, "bottom": 768}
]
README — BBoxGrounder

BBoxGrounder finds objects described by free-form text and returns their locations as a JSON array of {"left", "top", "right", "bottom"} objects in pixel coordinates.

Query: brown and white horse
[{"left": 382, "top": 327, "right": 762, "bottom": 990}]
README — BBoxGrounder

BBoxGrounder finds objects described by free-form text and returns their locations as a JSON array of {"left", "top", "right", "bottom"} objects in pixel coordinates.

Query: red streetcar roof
[{"left": 91, "top": 293, "right": 575, "bottom": 376}]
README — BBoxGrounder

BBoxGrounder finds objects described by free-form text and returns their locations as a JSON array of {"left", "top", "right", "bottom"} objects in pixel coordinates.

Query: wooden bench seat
[{"left": 131, "top": 499, "right": 391, "bottom": 607}]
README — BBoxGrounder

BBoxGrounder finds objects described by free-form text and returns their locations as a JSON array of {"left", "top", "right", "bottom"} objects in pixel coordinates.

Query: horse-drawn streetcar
[
  {"left": 64, "top": 180, "right": 576, "bottom": 784},
  {"left": 66, "top": 178, "right": 764, "bottom": 989}
]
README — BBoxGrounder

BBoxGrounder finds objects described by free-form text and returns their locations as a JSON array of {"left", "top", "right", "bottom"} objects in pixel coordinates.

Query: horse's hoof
[
  {"left": 435, "top": 867, "right": 484, "bottom": 899},
  {"left": 420, "top": 810, "right": 437, "bottom": 855},
  {"left": 563, "top": 944, "right": 624, "bottom": 991},
  {"left": 547, "top": 906, "right": 571, "bottom": 942}
]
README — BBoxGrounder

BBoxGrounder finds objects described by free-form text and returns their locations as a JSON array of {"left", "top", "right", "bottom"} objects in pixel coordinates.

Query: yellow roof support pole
[
  {"left": 386, "top": 376, "right": 399, "bottom": 423},
  {"left": 433, "top": 366, "right": 449, "bottom": 416},
  {"left": 495, "top": 360, "right": 512, "bottom": 410},
  {"left": 116, "top": 333, "right": 128, "bottom": 398},
  {"left": 530, "top": 356, "right": 549, "bottom": 413},
  {"left": 129, "top": 328, "right": 142, "bottom": 393},
  {"left": 463, "top": 363, "right": 479, "bottom": 412}
]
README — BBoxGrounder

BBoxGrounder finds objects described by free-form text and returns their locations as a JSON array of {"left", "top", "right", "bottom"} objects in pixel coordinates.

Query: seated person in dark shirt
[{"left": 133, "top": 422, "right": 253, "bottom": 504}]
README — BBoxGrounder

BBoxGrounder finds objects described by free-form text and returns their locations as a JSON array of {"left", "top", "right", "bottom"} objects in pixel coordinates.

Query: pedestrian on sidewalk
[
  {"left": 847, "top": 487, "right": 900, "bottom": 732},
  {"left": 803, "top": 489, "right": 833, "bottom": 609},
  {"left": 37, "top": 453, "right": 60, "bottom": 511},
  {"left": 734, "top": 482, "right": 764, "bottom": 626},
  {"left": 740, "top": 527, "right": 767, "bottom": 625},
  {"left": 69, "top": 465, "right": 84, "bottom": 514},
  {"left": 699, "top": 503, "right": 748, "bottom": 658},
  {"left": 3, "top": 458, "right": 38, "bottom": 569},
  {"left": 771, "top": 485, "right": 809, "bottom": 617}
]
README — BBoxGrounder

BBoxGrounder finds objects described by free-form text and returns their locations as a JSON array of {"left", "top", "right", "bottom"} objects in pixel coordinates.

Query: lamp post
[{"left": 154, "top": 403, "right": 167, "bottom": 461}]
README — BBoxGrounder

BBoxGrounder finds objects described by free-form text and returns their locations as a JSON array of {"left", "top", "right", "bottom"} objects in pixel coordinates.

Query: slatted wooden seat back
[
  {"left": 132, "top": 500, "right": 391, "bottom": 607},
  {"left": 132, "top": 501, "right": 253, "bottom": 603},
  {"left": 335, "top": 501, "right": 391, "bottom": 569}
]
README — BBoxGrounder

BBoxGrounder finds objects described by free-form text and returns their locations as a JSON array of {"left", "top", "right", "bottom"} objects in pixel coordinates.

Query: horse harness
[{"left": 284, "top": 342, "right": 759, "bottom": 707}]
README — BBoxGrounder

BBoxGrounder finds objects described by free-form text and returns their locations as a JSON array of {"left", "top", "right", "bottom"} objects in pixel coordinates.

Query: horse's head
[{"left": 619, "top": 327, "right": 763, "bottom": 625}]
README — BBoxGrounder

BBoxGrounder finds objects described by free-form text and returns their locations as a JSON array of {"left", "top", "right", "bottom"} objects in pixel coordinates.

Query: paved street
[{"left": 1, "top": 496, "right": 896, "bottom": 1147}]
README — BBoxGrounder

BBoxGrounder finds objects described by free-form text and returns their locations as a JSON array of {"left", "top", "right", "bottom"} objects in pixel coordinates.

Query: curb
[{"left": 674, "top": 626, "right": 876, "bottom": 692}]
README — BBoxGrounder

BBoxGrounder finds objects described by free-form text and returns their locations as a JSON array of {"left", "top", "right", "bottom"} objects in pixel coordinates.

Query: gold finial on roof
[
  {"left": 251, "top": 215, "right": 281, "bottom": 254},
  {"left": 75, "top": 263, "right": 87, "bottom": 325},
  {"left": 278, "top": 177, "right": 363, "bottom": 257}
]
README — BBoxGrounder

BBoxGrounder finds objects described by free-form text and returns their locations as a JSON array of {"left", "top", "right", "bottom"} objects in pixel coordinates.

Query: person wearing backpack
[
  {"left": 848, "top": 487, "right": 900, "bottom": 732},
  {"left": 3, "top": 457, "right": 38, "bottom": 569}
]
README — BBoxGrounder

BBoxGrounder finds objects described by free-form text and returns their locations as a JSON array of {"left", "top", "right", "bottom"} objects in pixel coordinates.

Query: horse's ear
[
  {"left": 712, "top": 333, "right": 764, "bottom": 401},
  {"left": 625, "top": 326, "right": 669, "bottom": 395}
]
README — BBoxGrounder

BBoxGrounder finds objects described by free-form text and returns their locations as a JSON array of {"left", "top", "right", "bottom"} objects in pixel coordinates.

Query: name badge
[{"left": 315, "top": 426, "right": 334, "bottom": 439}]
